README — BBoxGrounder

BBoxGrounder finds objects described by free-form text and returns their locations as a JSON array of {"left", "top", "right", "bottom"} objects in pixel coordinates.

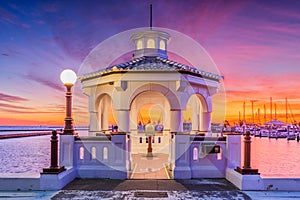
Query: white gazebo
[
  {"left": 79, "top": 29, "right": 222, "bottom": 137},
  {"left": 57, "top": 28, "right": 243, "bottom": 181},
  {"left": 39, "top": 29, "right": 245, "bottom": 190}
]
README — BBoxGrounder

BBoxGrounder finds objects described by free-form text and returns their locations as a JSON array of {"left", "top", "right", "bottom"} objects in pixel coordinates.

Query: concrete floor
[
  {"left": 130, "top": 153, "right": 169, "bottom": 179},
  {"left": 52, "top": 179, "right": 250, "bottom": 199}
]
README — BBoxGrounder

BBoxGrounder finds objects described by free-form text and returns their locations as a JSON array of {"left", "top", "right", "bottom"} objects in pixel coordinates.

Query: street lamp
[{"left": 60, "top": 69, "right": 77, "bottom": 135}]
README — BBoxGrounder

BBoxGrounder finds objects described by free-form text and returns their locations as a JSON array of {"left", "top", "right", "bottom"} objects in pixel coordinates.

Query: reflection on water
[
  {"left": 0, "top": 133, "right": 300, "bottom": 178},
  {"left": 250, "top": 137, "right": 300, "bottom": 178}
]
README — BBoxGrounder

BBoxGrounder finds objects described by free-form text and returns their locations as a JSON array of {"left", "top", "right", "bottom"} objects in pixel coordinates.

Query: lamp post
[{"left": 60, "top": 69, "right": 77, "bottom": 135}]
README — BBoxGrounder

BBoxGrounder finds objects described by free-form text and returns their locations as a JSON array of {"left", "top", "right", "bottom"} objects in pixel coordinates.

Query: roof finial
[{"left": 150, "top": 4, "right": 152, "bottom": 30}]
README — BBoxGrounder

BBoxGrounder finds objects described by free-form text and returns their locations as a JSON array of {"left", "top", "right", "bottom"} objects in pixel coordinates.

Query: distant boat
[
  {"left": 265, "top": 120, "right": 285, "bottom": 126},
  {"left": 287, "top": 134, "right": 296, "bottom": 140},
  {"left": 287, "top": 129, "right": 297, "bottom": 140},
  {"left": 269, "top": 129, "right": 287, "bottom": 139},
  {"left": 259, "top": 129, "right": 269, "bottom": 137}
]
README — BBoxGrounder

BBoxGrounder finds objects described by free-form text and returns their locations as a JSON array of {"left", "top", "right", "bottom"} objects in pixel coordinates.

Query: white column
[
  {"left": 190, "top": 95, "right": 200, "bottom": 132},
  {"left": 89, "top": 111, "right": 99, "bottom": 136},
  {"left": 118, "top": 110, "right": 130, "bottom": 133},
  {"left": 130, "top": 102, "right": 137, "bottom": 131},
  {"left": 164, "top": 99, "right": 170, "bottom": 131},
  {"left": 191, "top": 98, "right": 199, "bottom": 132},
  {"left": 170, "top": 109, "right": 183, "bottom": 133},
  {"left": 201, "top": 111, "right": 211, "bottom": 132},
  {"left": 102, "top": 98, "right": 109, "bottom": 131},
  {"left": 168, "top": 133, "right": 175, "bottom": 170}
]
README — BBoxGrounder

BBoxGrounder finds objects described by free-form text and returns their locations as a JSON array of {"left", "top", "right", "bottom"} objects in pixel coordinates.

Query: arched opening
[
  {"left": 129, "top": 90, "right": 172, "bottom": 179},
  {"left": 103, "top": 147, "right": 108, "bottom": 160},
  {"left": 159, "top": 40, "right": 165, "bottom": 50},
  {"left": 96, "top": 94, "right": 118, "bottom": 133},
  {"left": 91, "top": 146, "right": 96, "bottom": 160},
  {"left": 193, "top": 147, "right": 198, "bottom": 161},
  {"left": 183, "top": 94, "right": 209, "bottom": 134},
  {"left": 147, "top": 39, "right": 155, "bottom": 48},
  {"left": 79, "top": 146, "right": 84, "bottom": 160},
  {"left": 137, "top": 40, "right": 142, "bottom": 50}
]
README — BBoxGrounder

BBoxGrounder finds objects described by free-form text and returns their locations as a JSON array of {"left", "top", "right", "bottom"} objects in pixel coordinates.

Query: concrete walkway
[
  {"left": 1, "top": 179, "right": 300, "bottom": 199},
  {"left": 131, "top": 153, "right": 169, "bottom": 179},
  {"left": 52, "top": 179, "right": 251, "bottom": 199}
]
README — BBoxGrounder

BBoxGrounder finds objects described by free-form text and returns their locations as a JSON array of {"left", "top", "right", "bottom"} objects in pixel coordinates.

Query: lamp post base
[
  {"left": 146, "top": 152, "right": 153, "bottom": 157},
  {"left": 42, "top": 166, "right": 66, "bottom": 174},
  {"left": 235, "top": 166, "right": 259, "bottom": 175}
]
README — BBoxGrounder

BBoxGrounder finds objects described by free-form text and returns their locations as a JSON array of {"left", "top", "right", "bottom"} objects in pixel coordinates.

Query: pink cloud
[
  {"left": 0, "top": 93, "right": 28, "bottom": 102},
  {"left": 0, "top": 102, "right": 31, "bottom": 110},
  {"left": 24, "top": 74, "right": 64, "bottom": 91}
]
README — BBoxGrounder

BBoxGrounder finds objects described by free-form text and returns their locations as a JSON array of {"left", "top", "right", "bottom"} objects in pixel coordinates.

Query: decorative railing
[
  {"left": 189, "top": 136, "right": 227, "bottom": 178},
  {"left": 72, "top": 133, "right": 128, "bottom": 179}
]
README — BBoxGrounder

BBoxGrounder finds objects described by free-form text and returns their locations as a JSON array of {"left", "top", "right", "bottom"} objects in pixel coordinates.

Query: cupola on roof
[
  {"left": 131, "top": 29, "right": 170, "bottom": 59},
  {"left": 79, "top": 28, "right": 223, "bottom": 82},
  {"left": 79, "top": 5, "right": 223, "bottom": 83}
]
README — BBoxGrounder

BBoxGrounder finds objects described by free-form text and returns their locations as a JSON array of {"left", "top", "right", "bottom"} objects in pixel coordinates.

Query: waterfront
[
  {"left": 0, "top": 135, "right": 50, "bottom": 176},
  {"left": 0, "top": 133, "right": 300, "bottom": 178},
  {"left": 251, "top": 136, "right": 300, "bottom": 178}
]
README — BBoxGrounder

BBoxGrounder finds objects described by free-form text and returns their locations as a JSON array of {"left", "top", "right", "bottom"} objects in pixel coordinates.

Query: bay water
[{"left": 0, "top": 130, "right": 299, "bottom": 178}]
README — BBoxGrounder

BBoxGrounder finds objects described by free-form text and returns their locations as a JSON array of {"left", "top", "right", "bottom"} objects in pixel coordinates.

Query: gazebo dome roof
[
  {"left": 79, "top": 29, "right": 223, "bottom": 82},
  {"left": 79, "top": 56, "right": 222, "bottom": 82}
]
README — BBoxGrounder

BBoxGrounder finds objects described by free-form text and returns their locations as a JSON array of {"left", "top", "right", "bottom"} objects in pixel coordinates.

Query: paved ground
[
  {"left": 1, "top": 179, "right": 300, "bottom": 199},
  {"left": 52, "top": 178, "right": 251, "bottom": 199},
  {"left": 131, "top": 153, "right": 169, "bottom": 179}
]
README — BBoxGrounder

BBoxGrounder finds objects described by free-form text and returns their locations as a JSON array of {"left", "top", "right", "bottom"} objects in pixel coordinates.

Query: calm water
[
  {"left": 250, "top": 137, "right": 300, "bottom": 178},
  {"left": 0, "top": 133, "right": 299, "bottom": 178},
  {"left": 0, "top": 135, "right": 50, "bottom": 176}
]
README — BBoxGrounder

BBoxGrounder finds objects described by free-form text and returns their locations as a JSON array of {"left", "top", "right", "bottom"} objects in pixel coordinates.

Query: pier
[{"left": 0, "top": 132, "right": 52, "bottom": 139}]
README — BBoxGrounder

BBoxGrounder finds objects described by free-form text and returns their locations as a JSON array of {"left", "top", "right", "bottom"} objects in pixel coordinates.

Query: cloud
[
  {"left": 0, "top": 6, "right": 18, "bottom": 25},
  {"left": 24, "top": 74, "right": 64, "bottom": 91},
  {"left": 0, "top": 107, "right": 61, "bottom": 114},
  {"left": 0, "top": 102, "right": 32, "bottom": 110},
  {"left": 0, "top": 93, "right": 28, "bottom": 102},
  {"left": 42, "top": 2, "right": 61, "bottom": 13}
]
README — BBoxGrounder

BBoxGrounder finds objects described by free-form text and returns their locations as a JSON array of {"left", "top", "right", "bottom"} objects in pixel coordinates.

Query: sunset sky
[{"left": 1, "top": 0, "right": 300, "bottom": 126}]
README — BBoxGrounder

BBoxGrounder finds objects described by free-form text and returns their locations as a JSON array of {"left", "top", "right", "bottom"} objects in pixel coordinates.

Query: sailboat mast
[
  {"left": 275, "top": 103, "right": 277, "bottom": 120},
  {"left": 264, "top": 104, "right": 266, "bottom": 123},
  {"left": 270, "top": 97, "right": 272, "bottom": 121},
  {"left": 251, "top": 100, "right": 254, "bottom": 124},
  {"left": 286, "top": 97, "right": 288, "bottom": 124},
  {"left": 243, "top": 101, "right": 246, "bottom": 122},
  {"left": 258, "top": 108, "right": 260, "bottom": 124}
]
